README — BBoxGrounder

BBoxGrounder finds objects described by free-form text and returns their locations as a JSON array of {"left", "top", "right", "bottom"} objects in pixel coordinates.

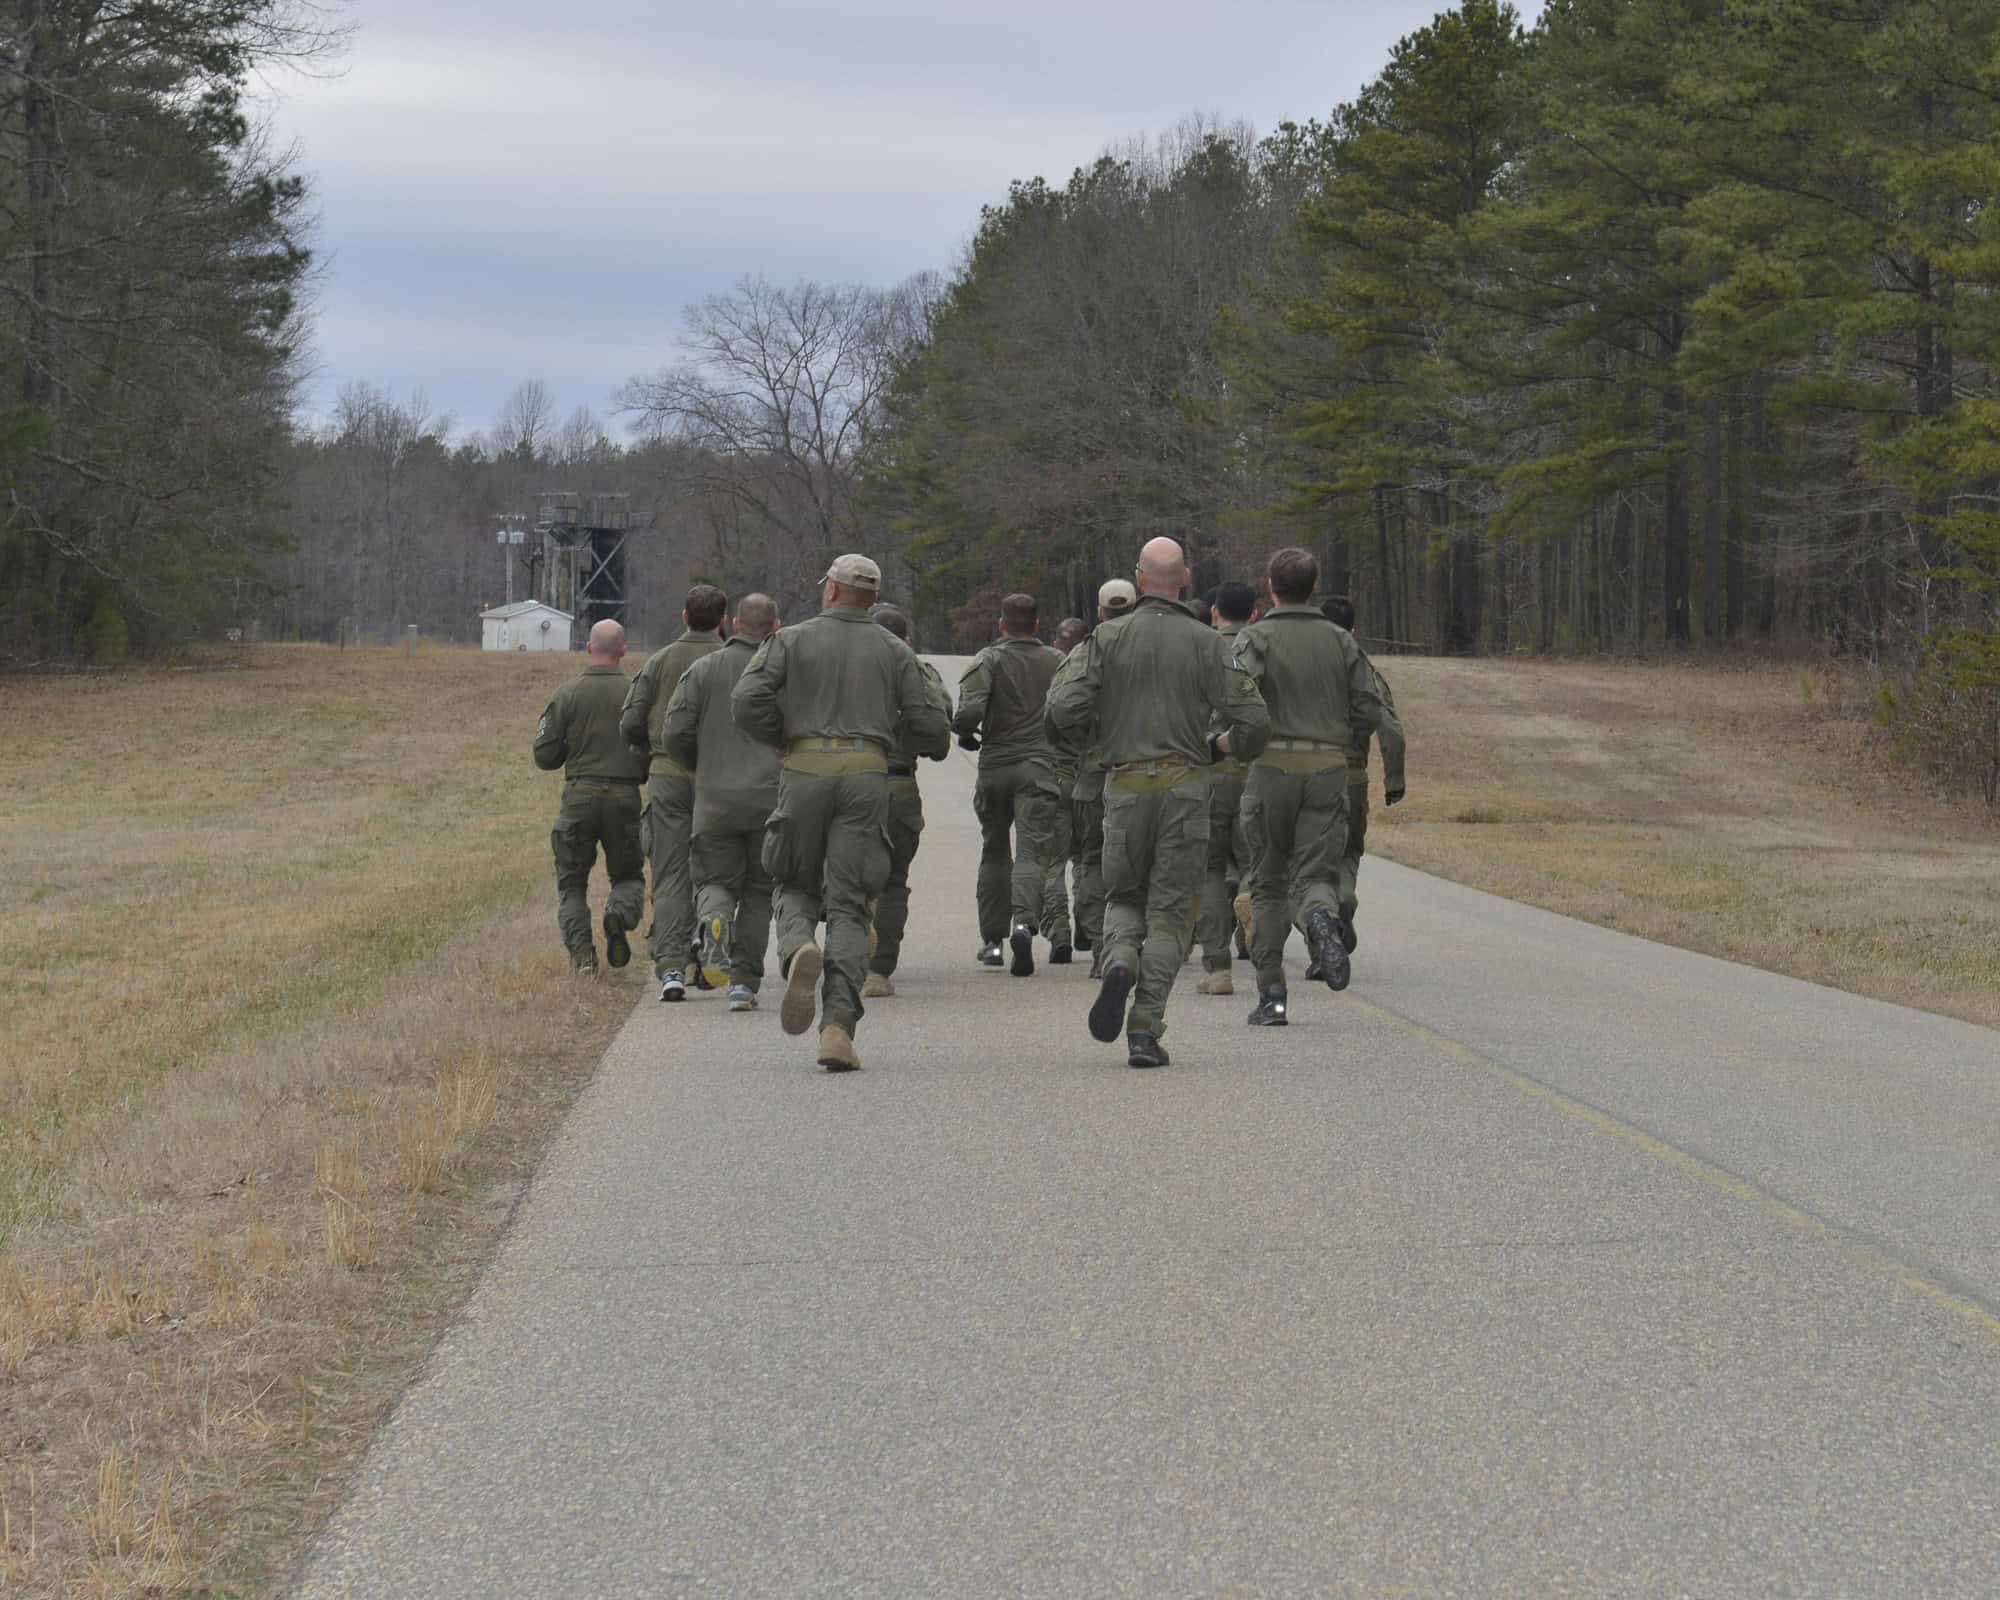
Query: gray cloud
[{"left": 274, "top": 1, "right": 1528, "bottom": 437}]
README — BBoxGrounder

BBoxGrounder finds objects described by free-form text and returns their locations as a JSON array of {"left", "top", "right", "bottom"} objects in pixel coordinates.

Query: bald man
[
  {"left": 533, "top": 619, "right": 648, "bottom": 971},
  {"left": 1045, "top": 539, "right": 1269, "bottom": 1067}
]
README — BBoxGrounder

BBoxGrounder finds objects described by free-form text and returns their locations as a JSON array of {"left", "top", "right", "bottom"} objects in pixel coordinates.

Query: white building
[{"left": 479, "top": 601, "right": 574, "bottom": 652}]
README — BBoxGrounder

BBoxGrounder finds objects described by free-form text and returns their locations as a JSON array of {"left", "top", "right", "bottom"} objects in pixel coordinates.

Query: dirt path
[{"left": 1365, "top": 657, "right": 2000, "bottom": 1029}]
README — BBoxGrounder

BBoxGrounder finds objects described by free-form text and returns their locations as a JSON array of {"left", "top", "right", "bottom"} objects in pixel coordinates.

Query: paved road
[{"left": 296, "top": 658, "right": 2000, "bottom": 1598}]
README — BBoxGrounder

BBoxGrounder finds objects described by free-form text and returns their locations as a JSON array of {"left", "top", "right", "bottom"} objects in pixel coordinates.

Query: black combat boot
[
  {"left": 977, "top": 942, "right": 1004, "bottom": 967},
  {"left": 1074, "top": 929, "right": 1093, "bottom": 953},
  {"left": 1009, "top": 925, "right": 1035, "bottom": 977},
  {"left": 1126, "top": 1031, "right": 1169, "bottom": 1069},
  {"left": 1304, "top": 908, "right": 1351, "bottom": 992},
  {"left": 1337, "top": 911, "right": 1359, "bottom": 954},
  {"left": 603, "top": 910, "right": 631, "bottom": 969},
  {"left": 1088, "top": 960, "right": 1136, "bottom": 1042},
  {"left": 1247, "top": 988, "right": 1289, "bottom": 1026},
  {"left": 1049, "top": 938, "right": 1074, "bottom": 965}
]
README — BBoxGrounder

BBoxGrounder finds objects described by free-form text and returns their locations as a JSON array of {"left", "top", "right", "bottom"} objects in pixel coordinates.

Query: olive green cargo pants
[
  {"left": 869, "top": 775, "right": 926, "bottom": 979},
  {"left": 1339, "top": 769, "right": 1370, "bottom": 922},
  {"left": 972, "top": 760, "right": 1064, "bottom": 943},
  {"left": 1070, "top": 793, "right": 1106, "bottom": 949},
  {"left": 691, "top": 821, "right": 774, "bottom": 992},
  {"left": 642, "top": 768, "right": 696, "bottom": 978},
  {"left": 1243, "top": 759, "right": 1350, "bottom": 992},
  {"left": 552, "top": 779, "right": 645, "bottom": 968},
  {"left": 1197, "top": 761, "right": 1250, "bottom": 973},
  {"left": 1100, "top": 765, "right": 1210, "bottom": 1039},
  {"left": 764, "top": 759, "right": 893, "bottom": 1035},
  {"left": 1040, "top": 800, "right": 1074, "bottom": 945}
]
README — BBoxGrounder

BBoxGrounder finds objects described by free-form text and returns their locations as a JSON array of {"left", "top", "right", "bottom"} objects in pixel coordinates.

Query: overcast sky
[{"left": 271, "top": 1, "right": 1526, "bottom": 441}]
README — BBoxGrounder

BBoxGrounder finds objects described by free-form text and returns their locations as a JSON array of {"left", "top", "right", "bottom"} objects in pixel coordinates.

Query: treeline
[
  {"left": 7, "top": 1, "right": 1997, "bottom": 802},
  {"left": 875, "top": 0, "right": 2000, "bottom": 798}
]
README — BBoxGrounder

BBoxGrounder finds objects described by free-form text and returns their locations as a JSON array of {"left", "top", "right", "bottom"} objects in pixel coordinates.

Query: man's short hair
[
  {"left": 1321, "top": 594, "right": 1357, "bottom": 630},
  {"left": 1001, "top": 593, "right": 1038, "bottom": 634},
  {"left": 1266, "top": 548, "right": 1318, "bottom": 605},
  {"left": 734, "top": 593, "right": 779, "bottom": 637},
  {"left": 870, "top": 603, "right": 912, "bottom": 641},
  {"left": 1213, "top": 580, "right": 1256, "bottom": 623},
  {"left": 685, "top": 584, "right": 727, "bottom": 632}
]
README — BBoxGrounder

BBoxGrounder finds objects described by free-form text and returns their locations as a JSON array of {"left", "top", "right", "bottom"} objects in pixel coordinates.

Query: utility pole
[{"left": 495, "top": 513, "right": 529, "bottom": 604}]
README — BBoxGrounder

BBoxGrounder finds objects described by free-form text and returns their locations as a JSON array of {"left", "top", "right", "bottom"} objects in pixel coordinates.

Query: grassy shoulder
[
  {"left": 1369, "top": 655, "right": 2000, "bottom": 1031},
  {"left": 1, "top": 645, "right": 641, "bottom": 1596}
]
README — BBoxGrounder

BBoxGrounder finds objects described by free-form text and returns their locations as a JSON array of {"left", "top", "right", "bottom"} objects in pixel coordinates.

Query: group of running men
[{"left": 531, "top": 536, "right": 1404, "bottom": 1070}]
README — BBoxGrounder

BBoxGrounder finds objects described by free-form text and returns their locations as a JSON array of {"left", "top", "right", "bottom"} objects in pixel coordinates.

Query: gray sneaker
[
  {"left": 726, "top": 983, "right": 757, "bottom": 1012},
  {"left": 658, "top": 970, "right": 687, "bottom": 1003}
]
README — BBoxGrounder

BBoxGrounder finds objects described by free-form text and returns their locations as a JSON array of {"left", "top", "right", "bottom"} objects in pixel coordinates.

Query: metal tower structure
[{"left": 533, "top": 492, "right": 652, "bottom": 643}]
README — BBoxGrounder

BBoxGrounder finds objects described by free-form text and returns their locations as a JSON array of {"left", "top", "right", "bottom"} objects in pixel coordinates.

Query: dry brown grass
[
  {"left": 0, "top": 645, "right": 638, "bottom": 1596},
  {"left": 1370, "top": 655, "right": 2000, "bottom": 1029}
]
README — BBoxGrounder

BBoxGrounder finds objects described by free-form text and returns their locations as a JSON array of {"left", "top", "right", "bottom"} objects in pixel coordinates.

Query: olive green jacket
[
  {"left": 1045, "top": 595, "right": 1269, "bottom": 768},
  {"left": 1048, "top": 638, "right": 1102, "bottom": 797},
  {"left": 953, "top": 635, "right": 1064, "bottom": 771},
  {"left": 620, "top": 629, "right": 724, "bottom": 759},
  {"left": 534, "top": 664, "right": 646, "bottom": 783},
  {"left": 730, "top": 604, "right": 951, "bottom": 760},
  {"left": 1348, "top": 649, "right": 1407, "bottom": 792},
  {"left": 661, "top": 635, "right": 781, "bottom": 834},
  {"left": 891, "top": 658, "right": 954, "bottom": 777},
  {"left": 1232, "top": 604, "right": 1387, "bottom": 766}
]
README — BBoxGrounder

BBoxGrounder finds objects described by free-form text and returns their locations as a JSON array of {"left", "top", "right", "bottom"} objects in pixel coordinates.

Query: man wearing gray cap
[
  {"left": 732, "top": 554, "right": 951, "bottom": 1071},
  {"left": 1051, "top": 579, "right": 1136, "bottom": 975}
]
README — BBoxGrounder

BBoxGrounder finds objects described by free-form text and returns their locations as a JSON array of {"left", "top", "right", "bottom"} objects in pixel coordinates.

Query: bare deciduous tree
[
  {"left": 617, "top": 276, "right": 906, "bottom": 608},
  {"left": 491, "top": 377, "right": 556, "bottom": 462}
]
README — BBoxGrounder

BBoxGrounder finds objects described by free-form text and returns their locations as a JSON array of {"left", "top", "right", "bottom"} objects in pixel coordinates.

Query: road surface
[{"left": 295, "top": 657, "right": 2000, "bottom": 1597}]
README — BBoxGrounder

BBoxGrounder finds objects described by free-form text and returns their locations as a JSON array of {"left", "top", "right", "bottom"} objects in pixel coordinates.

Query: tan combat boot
[
  {"left": 816, "top": 1024, "right": 860, "bottom": 1072},
  {"left": 1232, "top": 892, "right": 1254, "bottom": 948},
  {"left": 1197, "top": 970, "right": 1234, "bottom": 995},
  {"left": 780, "top": 943, "right": 822, "bottom": 1036},
  {"left": 862, "top": 972, "right": 895, "bottom": 999}
]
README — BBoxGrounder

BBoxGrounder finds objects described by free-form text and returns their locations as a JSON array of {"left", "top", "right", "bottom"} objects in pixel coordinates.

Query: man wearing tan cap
[
  {"left": 731, "top": 553, "right": 951, "bottom": 1070},
  {"left": 1046, "top": 539, "right": 1269, "bottom": 1067}
]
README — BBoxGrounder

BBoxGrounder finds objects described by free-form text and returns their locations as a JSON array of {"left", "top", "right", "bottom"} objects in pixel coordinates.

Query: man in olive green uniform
[
  {"left": 953, "top": 594, "right": 1069, "bottom": 977},
  {"left": 620, "top": 585, "right": 726, "bottom": 1000},
  {"left": 1040, "top": 616, "right": 1089, "bottom": 945},
  {"left": 661, "top": 593, "right": 783, "bottom": 1014},
  {"left": 864, "top": 604, "right": 952, "bottom": 999},
  {"left": 1322, "top": 594, "right": 1407, "bottom": 952},
  {"left": 731, "top": 554, "right": 951, "bottom": 1071},
  {"left": 534, "top": 620, "right": 647, "bottom": 971},
  {"left": 1045, "top": 540, "right": 1268, "bottom": 1068},
  {"left": 1234, "top": 549, "right": 1392, "bottom": 1028},
  {"left": 1061, "top": 580, "right": 1134, "bottom": 974},
  {"left": 1195, "top": 579, "right": 1260, "bottom": 996}
]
